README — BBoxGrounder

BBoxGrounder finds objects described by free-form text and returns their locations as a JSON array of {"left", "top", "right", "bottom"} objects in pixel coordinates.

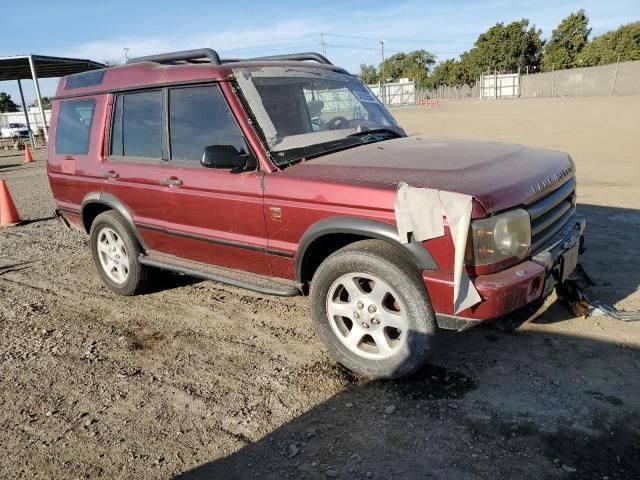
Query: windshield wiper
[
  {"left": 276, "top": 129, "right": 403, "bottom": 168},
  {"left": 347, "top": 128, "right": 403, "bottom": 140}
]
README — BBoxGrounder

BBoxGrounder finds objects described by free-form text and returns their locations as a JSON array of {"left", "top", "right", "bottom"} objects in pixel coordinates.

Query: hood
[{"left": 283, "top": 137, "right": 575, "bottom": 214}]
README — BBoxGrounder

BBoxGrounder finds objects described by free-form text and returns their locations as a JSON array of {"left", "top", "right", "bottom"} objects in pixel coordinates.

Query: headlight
[{"left": 469, "top": 209, "right": 531, "bottom": 265}]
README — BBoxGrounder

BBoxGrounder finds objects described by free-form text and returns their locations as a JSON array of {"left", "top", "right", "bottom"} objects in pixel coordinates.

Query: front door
[{"left": 153, "top": 83, "right": 270, "bottom": 276}]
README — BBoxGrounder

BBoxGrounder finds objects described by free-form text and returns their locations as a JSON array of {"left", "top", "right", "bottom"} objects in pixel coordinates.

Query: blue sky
[{"left": 2, "top": 0, "right": 639, "bottom": 104}]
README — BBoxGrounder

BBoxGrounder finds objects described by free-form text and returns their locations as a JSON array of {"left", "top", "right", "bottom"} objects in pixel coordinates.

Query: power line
[
  {"left": 324, "top": 33, "right": 469, "bottom": 45},
  {"left": 224, "top": 43, "right": 322, "bottom": 56},
  {"left": 324, "top": 43, "right": 463, "bottom": 55}
]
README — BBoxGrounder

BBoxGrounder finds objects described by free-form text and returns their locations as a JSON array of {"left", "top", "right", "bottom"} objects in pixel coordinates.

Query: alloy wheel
[
  {"left": 96, "top": 227, "right": 130, "bottom": 284},
  {"left": 326, "top": 272, "right": 409, "bottom": 360}
]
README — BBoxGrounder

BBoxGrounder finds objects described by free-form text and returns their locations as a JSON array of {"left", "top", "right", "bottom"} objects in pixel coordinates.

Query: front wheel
[{"left": 310, "top": 240, "right": 437, "bottom": 379}]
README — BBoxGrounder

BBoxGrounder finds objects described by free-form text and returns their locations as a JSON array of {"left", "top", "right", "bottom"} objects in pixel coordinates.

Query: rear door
[
  {"left": 155, "top": 83, "right": 270, "bottom": 276},
  {"left": 102, "top": 89, "right": 171, "bottom": 251}
]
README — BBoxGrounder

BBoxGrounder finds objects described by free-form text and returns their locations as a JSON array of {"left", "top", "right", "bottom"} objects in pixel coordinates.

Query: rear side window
[
  {"left": 111, "top": 90, "right": 162, "bottom": 158},
  {"left": 55, "top": 99, "right": 95, "bottom": 155},
  {"left": 65, "top": 69, "right": 105, "bottom": 90},
  {"left": 168, "top": 85, "right": 246, "bottom": 163}
]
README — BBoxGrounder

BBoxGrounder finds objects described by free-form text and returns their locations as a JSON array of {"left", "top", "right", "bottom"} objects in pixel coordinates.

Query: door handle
[
  {"left": 102, "top": 170, "right": 119, "bottom": 179},
  {"left": 159, "top": 177, "right": 183, "bottom": 187}
]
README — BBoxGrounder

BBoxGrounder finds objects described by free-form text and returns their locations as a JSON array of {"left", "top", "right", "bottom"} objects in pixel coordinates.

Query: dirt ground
[{"left": 1, "top": 96, "right": 639, "bottom": 479}]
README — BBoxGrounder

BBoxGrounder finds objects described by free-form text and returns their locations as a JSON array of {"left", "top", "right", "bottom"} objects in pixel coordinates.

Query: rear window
[{"left": 55, "top": 99, "right": 96, "bottom": 155}]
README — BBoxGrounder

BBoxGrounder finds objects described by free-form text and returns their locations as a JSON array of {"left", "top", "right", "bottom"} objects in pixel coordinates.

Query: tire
[
  {"left": 89, "top": 210, "right": 149, "bottom": 296},
  {"left": 310, "top": 239, "right": 437, "bottom": 379}
]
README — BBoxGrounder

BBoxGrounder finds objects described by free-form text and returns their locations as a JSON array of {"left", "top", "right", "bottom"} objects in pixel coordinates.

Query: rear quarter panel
[{"left": 47, "top": 93, "right": 108, "bottom": 229}]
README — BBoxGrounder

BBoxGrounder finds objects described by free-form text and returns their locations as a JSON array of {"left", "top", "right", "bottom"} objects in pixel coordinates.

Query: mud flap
[{"left": 556, "top": 264, "right": 640, "bottom": 321}]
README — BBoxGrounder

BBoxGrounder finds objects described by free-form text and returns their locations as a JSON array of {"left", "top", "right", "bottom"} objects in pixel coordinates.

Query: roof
[
  {"left": 0, "top": 54, "right": 104, "bottom": 81},
  {"left": 53, "top": 60, "right": 350, "bottom": 99}
]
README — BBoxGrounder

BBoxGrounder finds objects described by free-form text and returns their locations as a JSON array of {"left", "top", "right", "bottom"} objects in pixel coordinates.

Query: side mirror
[{"left": 201, "top": 145, "right": 255, "bottom": 171}]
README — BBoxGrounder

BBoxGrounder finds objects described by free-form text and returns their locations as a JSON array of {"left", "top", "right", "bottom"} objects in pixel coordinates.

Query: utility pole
[
  {"left": 380, "top": 40, "right": 385, "bottom": 105},
  {"left": 123, "top": 47, "right": 130, "bottom": 63},
  {"left": 320, "top": 34, "right": 326, "bottom": 57}
]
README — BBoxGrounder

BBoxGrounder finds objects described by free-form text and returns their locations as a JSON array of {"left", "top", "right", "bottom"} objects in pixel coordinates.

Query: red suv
[{"left": 47, "top": 48, "right": 585, "bottom": 378}]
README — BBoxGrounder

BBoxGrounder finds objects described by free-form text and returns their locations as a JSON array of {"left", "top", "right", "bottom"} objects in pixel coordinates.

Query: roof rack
[
  {"left": 127, "top": 48, "right": 221, "bottom": 65},
  {"left": 245, "top": 52, "right": 332, "bottom": 65},
  {"left": 127, "top": 49, "right": 333, "bottom": 66}
]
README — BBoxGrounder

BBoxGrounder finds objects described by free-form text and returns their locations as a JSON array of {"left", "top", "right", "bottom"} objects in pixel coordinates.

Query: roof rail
[
  {"left": 127, "top": 49, "right": 333, "bottom": 66},
  {"left": 245, "top": 52, "right": 333, "bottom": 65},
  {"left": 127, "top": 48, "right": 221, "bottom": 65}
]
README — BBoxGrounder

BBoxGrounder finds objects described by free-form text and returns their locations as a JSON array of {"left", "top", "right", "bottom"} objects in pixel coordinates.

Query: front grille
[{"left": 527, "top": 177, "right": 576, "bottom": 252}]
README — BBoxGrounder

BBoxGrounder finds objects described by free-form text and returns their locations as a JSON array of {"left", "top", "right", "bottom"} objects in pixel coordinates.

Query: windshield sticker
[{"left": 353, "top": 89, "right": 378, "bottom": 104}]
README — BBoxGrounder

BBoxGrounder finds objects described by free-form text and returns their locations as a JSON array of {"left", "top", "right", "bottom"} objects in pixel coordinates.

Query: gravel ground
[{"left": 1, "top": 96, "right": 639, "bottom": 479}]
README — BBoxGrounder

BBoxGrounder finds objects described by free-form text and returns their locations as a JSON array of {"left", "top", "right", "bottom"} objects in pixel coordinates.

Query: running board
[{"left": 139, "top": 251, "right": 301, "bottom": 297}]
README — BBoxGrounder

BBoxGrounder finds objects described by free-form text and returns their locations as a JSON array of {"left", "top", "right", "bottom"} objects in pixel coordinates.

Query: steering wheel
[{"left": 322, "top": 116, "right": 349, "bottom": 130}]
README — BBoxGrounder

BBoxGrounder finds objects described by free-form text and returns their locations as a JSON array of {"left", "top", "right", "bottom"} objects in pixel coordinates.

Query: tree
[
  {"left": 379, "top": 52, "right": 409, "bottom": 82},
  {"left": 455, "top": 19, "right": 544, "bottom": 84},
  {"left": 29, "top": 97, "right": 51, "bottom": 110},
  {"left": 577, "top": 21, "right": 640, "bottom": 66},
  {"left": 424, "top": 59, "right": 460, "bottom": 88},
  {"left": 378, "top": 49, "right": 435, "bottom": 88},
  {"left": 402, "top": 50, "right": 437, "bottom": 87},
  {"left": 0, "top": 92, "right": 19, "bottom": 112},
  {"left": 543, "top": 10, "right": 591, "bottom": 71},
  {"left": 358, "top": 64, "right": 379, "bottom": 84}
]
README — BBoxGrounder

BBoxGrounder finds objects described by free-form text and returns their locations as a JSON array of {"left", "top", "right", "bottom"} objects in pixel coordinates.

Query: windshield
[{"left": 234, "top": 66, "right": 405, "bottom": 165}]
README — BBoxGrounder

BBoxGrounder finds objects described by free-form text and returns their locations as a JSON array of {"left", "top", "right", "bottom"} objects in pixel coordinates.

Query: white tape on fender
[
  {"left": 394, "top": 182, "right": 444, "bottom": 243},
  {"left": 394, "top": 183, "right": 481, "bottom": 314},
  {"left": 438, "top": 191, "right": 482, "bottom": 314}
]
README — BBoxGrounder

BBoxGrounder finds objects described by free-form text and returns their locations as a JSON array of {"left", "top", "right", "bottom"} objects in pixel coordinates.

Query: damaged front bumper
[
  {"left": 531, "top": 215, "right": 586, "bottom": 298},
  {"left": 425, "top": 215, "right": 586, "bottom": 330}
]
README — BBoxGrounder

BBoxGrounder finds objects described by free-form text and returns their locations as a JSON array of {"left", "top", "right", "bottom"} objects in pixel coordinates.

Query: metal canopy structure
[{"left": 0, "top": 54, "right": 104, "bottom": 145}]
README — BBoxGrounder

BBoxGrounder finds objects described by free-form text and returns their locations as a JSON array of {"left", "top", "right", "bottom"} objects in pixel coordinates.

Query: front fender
[{"left": 295, "top": 216, "right": 438, "bottom": 283}]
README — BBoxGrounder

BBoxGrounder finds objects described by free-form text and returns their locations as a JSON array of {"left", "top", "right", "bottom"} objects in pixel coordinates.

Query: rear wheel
[
  {"left": 89, "top": 211, "right": 149, "bottom": 296},
  {"left": 310, "top": 240, "right": 437, "bottom": 379}
]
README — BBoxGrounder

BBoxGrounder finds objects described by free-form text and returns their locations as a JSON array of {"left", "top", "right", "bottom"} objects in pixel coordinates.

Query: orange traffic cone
[
  {"left": 24, "top": 144, "right": 34, "bottom": 164},
  {"left": 0, "top": 180, "right": 21, "bottom": 227}
]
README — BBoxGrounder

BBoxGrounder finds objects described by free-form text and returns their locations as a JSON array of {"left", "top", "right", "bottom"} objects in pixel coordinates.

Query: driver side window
[{"left": 168, "top": 84, "right": 248, "bottom": 164}]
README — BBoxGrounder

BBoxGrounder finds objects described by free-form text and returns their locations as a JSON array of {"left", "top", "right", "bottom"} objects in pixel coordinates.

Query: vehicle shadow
[
  {"left": 577, "top": 203, "right": 640, "bottom": 300},
  {"left": 145, "top": 269, "right": 204, "bottom": 294},
  {"left": 173, "top": 328, "right": 639, "bottom": 480}
]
